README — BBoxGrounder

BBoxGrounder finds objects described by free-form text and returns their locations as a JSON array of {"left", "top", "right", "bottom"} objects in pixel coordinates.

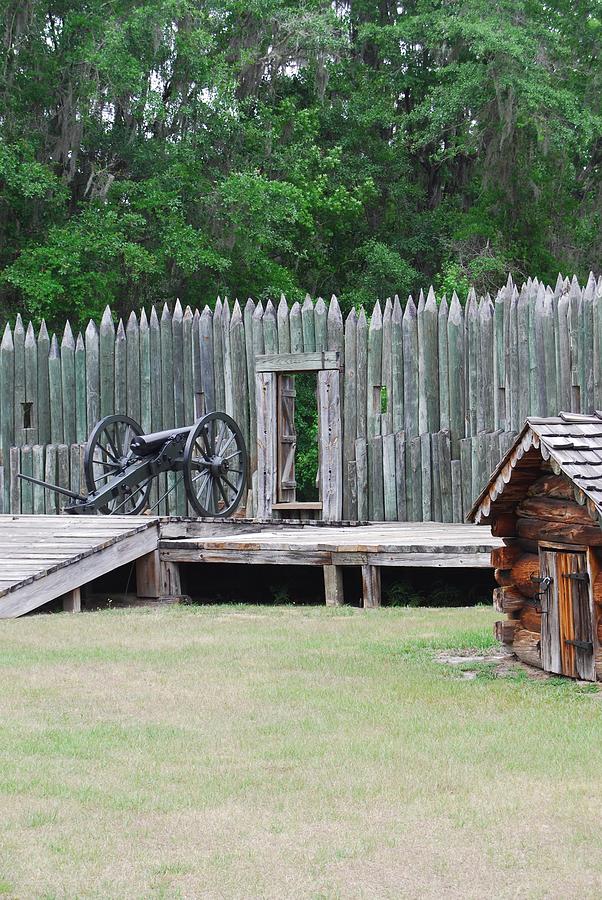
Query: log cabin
[{"left": 468, "top": 413, "right": 602, "bottom": 681}]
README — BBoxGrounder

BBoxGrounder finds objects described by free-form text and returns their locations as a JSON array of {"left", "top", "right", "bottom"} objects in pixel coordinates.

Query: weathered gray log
[
  {"left": 451, "top": 459, "right": 463, "bottom": 522},
  {"left": 32, "top": 444, "right": 45, "bottom": 514},
  {"left": 420, "top": 432, "right": 432, "bottom": 522},
  {"left": 84, "top": 320, "right": 99, "bottom": 436},
  {"left": 75, "top": 333, "right": 86, "bottom": 443},
  {"left": 447, "top": 293, "right": 464, "bottom": 457},
  {"left": 212, "top": 298, "right": 225, "bottom": 412},
  {"left": 408, "top": 434, "right": 422, "bottom": 521},
  {"left": 139, "top": 309, "right": 152, "bottom": 435},
  {"left": 199, "top": 305, "right": 215, "bottom": 414},
  {"left": 439, "top": 430, "right": 453, "bottom": 523},
  {"left": 395, "top": 431, "right": 406, "bottom": 521},
  {"left": 402, "top": 297, "right": 418, "bottom": 439},
  {"left": 465, "top": 291, "right": 479, "bottom": 436},
  {"left": 0, "top": 325, "right": 14, "bottom": 510},
  {"left": 438, "top": 296, "right": 449, "bottom": 433},
  {"left": 418, "top": 287, "right": 439, "bottom": 433},
  {"left": 24, "top": 322, "right": 38, "bottom": 444},
  {"left": 314, "top": 297, "right": 327, "bottom": 351},
  {"left": 13, "top": 315, "right": 25, "bottom": 447},
  {"left": 48, "top": 334, "right": 63, "bottom": 444},
  {"left": 381, "top": 298, "right": 393, "bottom": 436},
  {"left": 256, "top": 371, "right": 277, "bottom": 518},
  {"left": 356, "top": 308, "right": 368, "bottom": 441},
  {"left": 37, "top": 321, "right": 51, "bottom": 446},
  {"left": 382, "top": 432, "right": 397, "bottom": 521},
  {"left": 126, "top": 311, "right": 141, "bottom": 425},
  {"left": 317, "top": 368, "right": 342, "bottom": 521},
  {"left": 391, "top": 296, "right": 404, "bottom": 433},
  {"left": 114, "top": 319, "right": 127, "bottom": 416},
  {"left": 367, "top": 301, "right": 382, "bottom": 440},
  {"left": 302, "top": 295, "right": 315, "bottom": 352},
  {"left": 343, "top": 309, "right": 357, "bottom": 519},
  {"left": 99, "top": 306, "right": 115, "bottom": 419},
  {"left": 61, "top": 321, "right": 76, "bottom": 445}
]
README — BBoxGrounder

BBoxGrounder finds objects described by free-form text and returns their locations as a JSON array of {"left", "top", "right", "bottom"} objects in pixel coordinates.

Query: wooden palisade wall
[{"left": 1, "top": 272, "right": 601, "bottom": 519}]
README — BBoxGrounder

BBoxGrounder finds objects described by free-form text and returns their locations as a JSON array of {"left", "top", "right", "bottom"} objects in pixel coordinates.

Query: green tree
[{"left": 0, "top": 0, "right": 599, "bottom": 324}]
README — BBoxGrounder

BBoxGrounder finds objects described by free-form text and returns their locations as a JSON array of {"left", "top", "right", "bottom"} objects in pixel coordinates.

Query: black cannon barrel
[{"left": 130, "top": 425, "right": 192, "bottom": 456}]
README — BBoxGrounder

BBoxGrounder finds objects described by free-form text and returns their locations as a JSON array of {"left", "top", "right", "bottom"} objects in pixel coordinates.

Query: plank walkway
[
  {"left": 0, "top": 515, "right": 159, "bottom": 618},
  {"left": 160, "top": 522, "right": 501, "bottom": 568}
]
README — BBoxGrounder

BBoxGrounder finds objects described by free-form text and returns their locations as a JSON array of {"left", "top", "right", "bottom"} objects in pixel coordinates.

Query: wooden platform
[
  {"left": 0, "top": 517, "right": 501, "bottom": 617},
  {"left": 0, "top": 515, "right": 159, "bottom": 618},
  {"left": 160, "top": 521, "right": 502, "bottom": 607}
]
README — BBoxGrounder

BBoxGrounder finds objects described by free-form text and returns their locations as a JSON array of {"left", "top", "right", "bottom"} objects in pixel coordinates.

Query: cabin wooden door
[{"left": 539, "top": 548, "right": 595, "bottom": 680}]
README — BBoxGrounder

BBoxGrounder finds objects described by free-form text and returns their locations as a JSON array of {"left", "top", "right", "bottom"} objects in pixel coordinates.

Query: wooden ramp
[{"left": 0, "top": 515, "right": 159, "bottom": 618}]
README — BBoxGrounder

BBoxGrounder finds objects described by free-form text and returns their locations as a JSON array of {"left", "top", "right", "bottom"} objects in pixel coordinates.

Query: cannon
[{"left": 18, "top": 411, "right": 248, "bottom": 517}]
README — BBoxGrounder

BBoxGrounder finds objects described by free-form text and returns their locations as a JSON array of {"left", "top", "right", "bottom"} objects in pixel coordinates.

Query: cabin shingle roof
[{"left": 468, "top": 413, "right": 602, "bottom": 524}]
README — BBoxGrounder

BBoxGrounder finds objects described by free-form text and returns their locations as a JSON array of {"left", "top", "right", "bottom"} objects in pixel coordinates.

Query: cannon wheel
[
  {"left": 183, "top": 412, "right": 248, "bottom": 517},
  {"left": 84, "top": 414, "right": 152, "bottom": 515}
]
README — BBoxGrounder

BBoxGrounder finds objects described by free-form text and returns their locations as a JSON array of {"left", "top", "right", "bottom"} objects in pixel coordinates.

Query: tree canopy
[{"left": 1, "top": 0, "right": 600, "bottom": 325}]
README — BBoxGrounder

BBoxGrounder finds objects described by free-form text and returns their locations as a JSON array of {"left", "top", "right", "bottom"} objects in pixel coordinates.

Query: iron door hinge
[
  {"left": 565, "top": 639, "right": 593, "bottom": 652},
  {"left": 563, "top": 572, "right": 589, "bottom": 584}
]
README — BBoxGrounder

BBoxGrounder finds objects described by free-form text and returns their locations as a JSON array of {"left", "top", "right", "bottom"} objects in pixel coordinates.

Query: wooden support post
[
  {"left": 136, "top": 550, "right": 183, "bottom": 601},
  {"left": 362, "top": 565, "right": 381, "bottom": 609},
  {"left": 324, "top": 565, "right": 344, "bottom": 606},
  {"left": 63, "top": 587, "right": 81, "bottom": 613},
  {"left": 161, "top": 560, "right": 181, "bottom": 599}
]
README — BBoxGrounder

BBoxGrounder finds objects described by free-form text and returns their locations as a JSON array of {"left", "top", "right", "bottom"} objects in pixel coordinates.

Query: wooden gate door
[
  {"left": 540, "top": 548, "right": 595, "bottom": 680},
  {"left": 277, "top": 374, "right": 296, "bottom": 502}
]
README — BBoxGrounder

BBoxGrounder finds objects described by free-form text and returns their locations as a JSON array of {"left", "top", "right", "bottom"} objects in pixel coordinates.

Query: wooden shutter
[{"left": 277, "top": 374, "right": 296, "bottom": 502}]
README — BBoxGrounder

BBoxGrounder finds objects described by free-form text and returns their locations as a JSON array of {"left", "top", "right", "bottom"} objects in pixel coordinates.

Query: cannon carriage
[{"left": 19, "top": 411, "right": 248, "bottom": 518}]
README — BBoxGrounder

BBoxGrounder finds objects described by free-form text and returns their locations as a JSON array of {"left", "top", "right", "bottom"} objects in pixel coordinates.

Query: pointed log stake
[
  {"left": 277, "top": 295, "right": 290, "bottom": 353},
  {"left": 0, "top": 323, "right": 14, "bottom": 510},
  {"left": 48, "top": 334, "right": 63, "bottom": 444},
  {"left": 199, "top": 305, "right": 214, "bottom": 414},
  {"left": 302, "top": 295, "right": 315, "bottom": 352},
  {"left": 61, "top": 320, "right": 76, "bottom": 445},
  {"left": 37, "top": 320, "right": 51, "bottom": 445},
  {"left": 356, "top": 307, "right": 368, "bottom": 441},
  {"left": 402, "top": 297, "right": 418, "bottom": 439},
  {"left": 447, "top": 293, "right": 464, "bottom": 458},
  {"left": 75, "top": 332, "right": 87, "bottom": 442},
  {"left": 13, "top": 314, "right": 25, "bottom": 446},
  {"left": 84, "top": 320, "right": 99, "bottom": 433},
  {"left": 99, "top": 306, "right": 115, "bottom": 418},
  {"left": 114, "top": 318, "right": 127, "bottom": 416},
  {"left": 126, "top": 310, "right": 141, "bottom": 425},
  {"left": 139, "top": 309, "right": 152, "bottom": 434},
  {"left": 314, "top": 297, "right": 327, "bottom": 351},
  {"left": 24, "top": 322, "right": 38, "bottom": 444},
  {"left": 367, "top": 300, "right": 382, "bottom": 440},
  {"left": 343, "top": 308, "right": 357, "bottom": 519},
  {"left": 391, "top": 296, "right": 404, "bottom": 434}
]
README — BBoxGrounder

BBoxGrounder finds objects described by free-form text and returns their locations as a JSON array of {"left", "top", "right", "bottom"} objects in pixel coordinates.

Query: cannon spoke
[
  {"left": 183, "top": 412, "right": 248, "bottom": 518},
  {"left": 84, "top": 414, "right": 151, "bottom": 514}
]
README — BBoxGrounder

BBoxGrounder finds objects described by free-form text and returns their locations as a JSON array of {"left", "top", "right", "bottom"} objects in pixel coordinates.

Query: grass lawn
[{"left": 0, "top": 604, "right": 602, "bottom": 898}]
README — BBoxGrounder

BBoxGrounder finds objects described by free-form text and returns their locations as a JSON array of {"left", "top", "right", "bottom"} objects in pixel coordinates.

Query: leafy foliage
[{"left": 0, "top": 0, "right": 600, "bottom": 324}]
